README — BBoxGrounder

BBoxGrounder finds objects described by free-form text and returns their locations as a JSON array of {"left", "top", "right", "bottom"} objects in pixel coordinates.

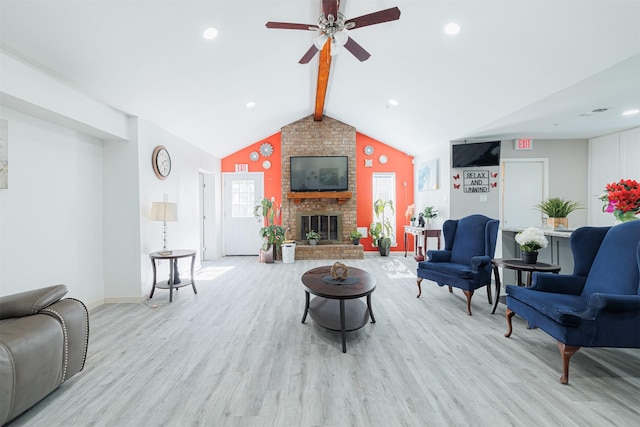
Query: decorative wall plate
[
  {"left": 379, "top": 154, "right": 388, "bottom": 164},
  {"left": 249, "top": 151, "right": 259, "bottom": 161},
  {"left": 364, "top": 145, "right": 374, "bottom": 156},
  {"left": 260, "top": 142, "right": 273, "bottom": 157},
  {"left": 262, "top": 160, "right": 271, "bottom": 169}
]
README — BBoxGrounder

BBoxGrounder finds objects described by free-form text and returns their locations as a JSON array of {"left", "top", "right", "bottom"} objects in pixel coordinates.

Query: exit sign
[
  {"left": 235, "top": 164, "right": 249, "bottom": 172},
  {"left": 514, "top": 139, "right": 533, "bottom": 150}
]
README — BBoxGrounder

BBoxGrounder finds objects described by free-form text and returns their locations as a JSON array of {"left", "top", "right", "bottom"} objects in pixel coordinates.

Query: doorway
[
  {"left": 501, "top": 158, "right": 549, "bottom": 229},
  {"left": 199, "top": 172, "right": 215, "bottom": 261},
  {"left": 222, "top": 172, "right": 264, "bottom": 255}
]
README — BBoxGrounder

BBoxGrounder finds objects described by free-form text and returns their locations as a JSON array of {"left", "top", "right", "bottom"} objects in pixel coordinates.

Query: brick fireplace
[{"left": 281, "top": 116, "right": 357, "bottom": 243}]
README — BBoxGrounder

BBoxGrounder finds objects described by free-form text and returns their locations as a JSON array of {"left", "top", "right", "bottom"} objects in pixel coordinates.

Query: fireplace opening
[{"left": 296, "top": 211, "right": 343, "bottom": 242}]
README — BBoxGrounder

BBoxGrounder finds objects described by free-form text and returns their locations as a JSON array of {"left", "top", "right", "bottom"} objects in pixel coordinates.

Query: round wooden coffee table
[
  {"left": 491, "top": 258, "right": 560, "bottom": 314},
  {"left": 301, "top": 265, "right": 376, "bottom": 353}
]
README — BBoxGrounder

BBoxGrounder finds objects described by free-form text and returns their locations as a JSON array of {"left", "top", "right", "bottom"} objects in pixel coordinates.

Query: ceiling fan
[{"left": 266, "top": 0, "right": 401, "bottom": 64}]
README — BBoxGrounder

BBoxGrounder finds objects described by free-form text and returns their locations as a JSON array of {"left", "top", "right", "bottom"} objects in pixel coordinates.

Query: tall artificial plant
[
  {"left": 370, "top": 199, "right": 394, "bottom": 246},
  {"left": 254, "top": 198, "right": 285, "bottom": 251}
]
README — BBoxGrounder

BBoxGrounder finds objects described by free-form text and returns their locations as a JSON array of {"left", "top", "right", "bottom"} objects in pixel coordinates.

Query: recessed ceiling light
[
  {"left": 387, "top": 99, "right": 399, "bottom": 108},
  {"left": 246, "top": 101, "right": 256, "bottom": 109},
  {"left": 203, "top": 27, "right": 218, "bottom": 40},
  {"left": 622, "top": 109, "right": 639, "bottom": 116},
  {"left": 444, "top": 23, "right": 460, "bottom": 35}
]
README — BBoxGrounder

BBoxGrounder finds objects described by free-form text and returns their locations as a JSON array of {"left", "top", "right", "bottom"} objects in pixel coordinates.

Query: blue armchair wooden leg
[
  {"left": 463, "top": 290, "right": 474, "bottom": 315},
  {"left": 558, "top": 342, "right": 581, "bottom": 385},
  {"left": 505, "top": 308, "right": 515, "bottom": 337},
  {"left": 416, "top": 278, "right": 423, "bottom": 298}
]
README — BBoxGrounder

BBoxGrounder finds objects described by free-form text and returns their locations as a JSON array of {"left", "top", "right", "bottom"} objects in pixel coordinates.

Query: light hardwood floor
[{"left": 8, "top": 255, "right": 640, "bottom": 426}]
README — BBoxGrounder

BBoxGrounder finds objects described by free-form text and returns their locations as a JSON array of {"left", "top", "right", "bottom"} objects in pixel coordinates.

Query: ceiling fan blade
[
  {"left": 299, "top": 45, "right": 320, "bottom": 64},
  {"left": 322, "top": 0, "right": 339, "bottom": 19},
  {"left": 266, "top": 22, "right": 318, "bottom": 31},
  {"left": 345, "top": 7, "right": 401, "bottom": 29},
  {"left": 343, "top": 37, "right": 371, "bottom": 62}
]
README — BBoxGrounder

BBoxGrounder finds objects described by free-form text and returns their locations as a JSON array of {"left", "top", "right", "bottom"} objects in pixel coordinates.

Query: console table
[
  {"left": 149, "top": 250, "right": 197, "bottom": 302},
  {"left": 403, "top": 226, "right": 441, "bottom": 261}
]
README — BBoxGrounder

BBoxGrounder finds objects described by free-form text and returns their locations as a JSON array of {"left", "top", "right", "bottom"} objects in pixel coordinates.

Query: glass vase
[{"left": 614, "top": 210, "right": 640, "bottom": 223}]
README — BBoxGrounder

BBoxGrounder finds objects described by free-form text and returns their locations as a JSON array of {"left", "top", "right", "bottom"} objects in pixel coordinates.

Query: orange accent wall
[
  {"left": 221, "top": 130, "right": 414, "bottom": 253},
  {"left": 356, "top": 132, "right": 415, "bottom": 252},
  {"left": 220, "top": 132, "right": 283, "bottom": 208}
]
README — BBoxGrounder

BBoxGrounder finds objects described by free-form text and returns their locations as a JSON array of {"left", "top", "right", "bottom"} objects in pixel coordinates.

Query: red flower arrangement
[{"left": 601, "top": 179, "right": 640, "bottom": 222}]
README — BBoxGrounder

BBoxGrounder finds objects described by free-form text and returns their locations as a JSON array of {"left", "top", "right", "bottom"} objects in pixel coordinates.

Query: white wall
[
  {"left": 0, "top": 55, "right": 223, "bottom": 306},
  {"left": 500, "top": 139, "right": 589, "bottom": 228},
  {"left": 0, "top": 107, "right": 105, "bottom": 306},
  {"left": 435, "top": 139, "right": 589, "bottom": 226},
  {"left": 413, "top": 143, "right": 451, "bottom": 230},
  {"left": 137, "top": 119, "right": 221, "bottom": 298},
  {"left": 102, "top": 118, "right": 142, "bottom": 303},
  {"left": 588, "top": 126, "right": 640, "bottom": 226}
]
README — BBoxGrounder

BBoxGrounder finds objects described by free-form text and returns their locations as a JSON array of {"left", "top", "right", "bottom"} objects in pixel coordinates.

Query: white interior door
[
  {"left": 199, "top": 172, "right": 215, "bottom": 260},
  {"left": 501, "top": 159, "right": 548, "bottom": 229},
  {"left": 223, "top": 172, "right": 263, "bottom": 255}
]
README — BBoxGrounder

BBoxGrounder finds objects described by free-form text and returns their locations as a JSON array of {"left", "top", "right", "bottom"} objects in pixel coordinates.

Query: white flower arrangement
[{"left": 515, "top": 227, "right": 548, "bottom": 252}]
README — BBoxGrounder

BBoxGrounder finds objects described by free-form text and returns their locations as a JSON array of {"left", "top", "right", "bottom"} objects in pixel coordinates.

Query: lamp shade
[{"left": 150, "top": 202, "right": 178, "bottom": 222}]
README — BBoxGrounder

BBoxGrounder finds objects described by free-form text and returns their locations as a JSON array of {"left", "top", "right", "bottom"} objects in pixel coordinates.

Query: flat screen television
[
  {"left": 451, "top": 141, "right": 501, "bottom": 168},
  {"left": 290, "top": 156, "right": 348, "bottom": 192}
]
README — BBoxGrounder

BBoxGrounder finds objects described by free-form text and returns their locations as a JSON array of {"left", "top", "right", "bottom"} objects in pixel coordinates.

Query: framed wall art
[{"left": 418, "top": 159, "right": 438, "bottom": 192}]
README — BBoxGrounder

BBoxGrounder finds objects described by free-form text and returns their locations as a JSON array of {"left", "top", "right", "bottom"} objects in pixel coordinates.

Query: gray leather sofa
[{"left": 0, "top": 285, "right": 89, "bottom": 425}]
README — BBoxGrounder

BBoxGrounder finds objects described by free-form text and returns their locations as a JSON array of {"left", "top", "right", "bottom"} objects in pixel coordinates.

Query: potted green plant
[
  {"left": 254, "top": 198, "right": 285, "bottom": 263},
  {"left": 350, "top": 230, "right": 363, "bottom": 245},
  {"left": 306, "top": 230, "right": 320, "bottom": 245},
  {"left": 370, "top": 199, "right": 394, "bottom": 256},
  {"left": 422, "top": 206, "right": 438, "bottom": 228},
  {"left": 535, "top": 197, "right": 583, "bottom": 229}
]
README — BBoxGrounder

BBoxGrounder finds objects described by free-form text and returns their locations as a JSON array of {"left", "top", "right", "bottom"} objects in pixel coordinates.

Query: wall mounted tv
[
  {"left": 290, "top": 156, "right": 348, "bottom": 192},
  {"left": 451, "top": 141, "right": 501, "bottom": 168}
]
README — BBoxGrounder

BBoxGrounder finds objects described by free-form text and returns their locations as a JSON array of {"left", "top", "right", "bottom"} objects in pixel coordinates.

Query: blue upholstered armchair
[
  {"left": 416, "top": 214, "right": 499, "bottom": 315},
  {"left": 505, "top": 221, "right": 640, "bottom": 384}
]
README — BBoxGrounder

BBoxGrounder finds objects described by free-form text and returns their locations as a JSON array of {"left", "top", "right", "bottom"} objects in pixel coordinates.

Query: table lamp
[{"left": 150, "top": 202, "right": 178, "bottom": 251}]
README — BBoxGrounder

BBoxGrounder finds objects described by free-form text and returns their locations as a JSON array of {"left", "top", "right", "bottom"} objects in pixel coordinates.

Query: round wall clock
[
  {"left": 152, "top": 145, "right": 171, "bottom": 179},
  {"left": 260, "top": 142, "right": 273, "bottom": 157},
  {"left": 364, "top": 145, "right": 374, "bottom": 156}
]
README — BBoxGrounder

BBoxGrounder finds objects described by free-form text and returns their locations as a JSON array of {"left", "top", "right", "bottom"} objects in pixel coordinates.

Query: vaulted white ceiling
[{"left": 1, "top": 0, "right": 639, "bottom": 158}]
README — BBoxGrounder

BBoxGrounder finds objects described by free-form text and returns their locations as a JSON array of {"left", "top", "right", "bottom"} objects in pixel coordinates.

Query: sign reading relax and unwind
[{"left": 463, "top": 170, "right": 489, "bottom": 193}]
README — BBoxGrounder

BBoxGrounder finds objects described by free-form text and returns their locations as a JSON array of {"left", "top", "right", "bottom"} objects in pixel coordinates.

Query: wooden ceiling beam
[{"left": 314, "top": 42, "right": 332, "bottom": 121}]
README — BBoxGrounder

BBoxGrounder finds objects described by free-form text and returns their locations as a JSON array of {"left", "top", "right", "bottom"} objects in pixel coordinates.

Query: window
[
  {"left": 231, "top": 179, "right": 256, "bottom": 217},
  {"left": 372, "top": 173, "right": 396, "bottom": 243}
]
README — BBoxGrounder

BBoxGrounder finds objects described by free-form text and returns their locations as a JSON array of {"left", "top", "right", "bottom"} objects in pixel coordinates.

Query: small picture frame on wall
[{"left": 418, "top": 159, "right": 438, "bottom": 192}]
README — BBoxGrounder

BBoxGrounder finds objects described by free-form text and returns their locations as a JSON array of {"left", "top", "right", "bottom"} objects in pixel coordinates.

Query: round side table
[{"left": 491, "top": 258, "right": 560, "bottom": 314}]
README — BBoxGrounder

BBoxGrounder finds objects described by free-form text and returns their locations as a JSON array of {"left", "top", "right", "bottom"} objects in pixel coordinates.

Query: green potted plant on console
[
  {"left": 422, "top": 206, "right": 438, "bottom": 228},
  {"left": 535, "top": 197, "right": 583, "bottom": 229},
  {"left": 370, "top": 199, "right": 394, "bottom": 256}
]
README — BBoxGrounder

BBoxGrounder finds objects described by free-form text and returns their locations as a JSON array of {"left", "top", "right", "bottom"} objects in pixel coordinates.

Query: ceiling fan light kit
[
  {"left": 265, "top": 2, "right": 401, "bottom": 63},
  {"left": 265, "top": 1, "right": 400, "bottom": 119}
]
